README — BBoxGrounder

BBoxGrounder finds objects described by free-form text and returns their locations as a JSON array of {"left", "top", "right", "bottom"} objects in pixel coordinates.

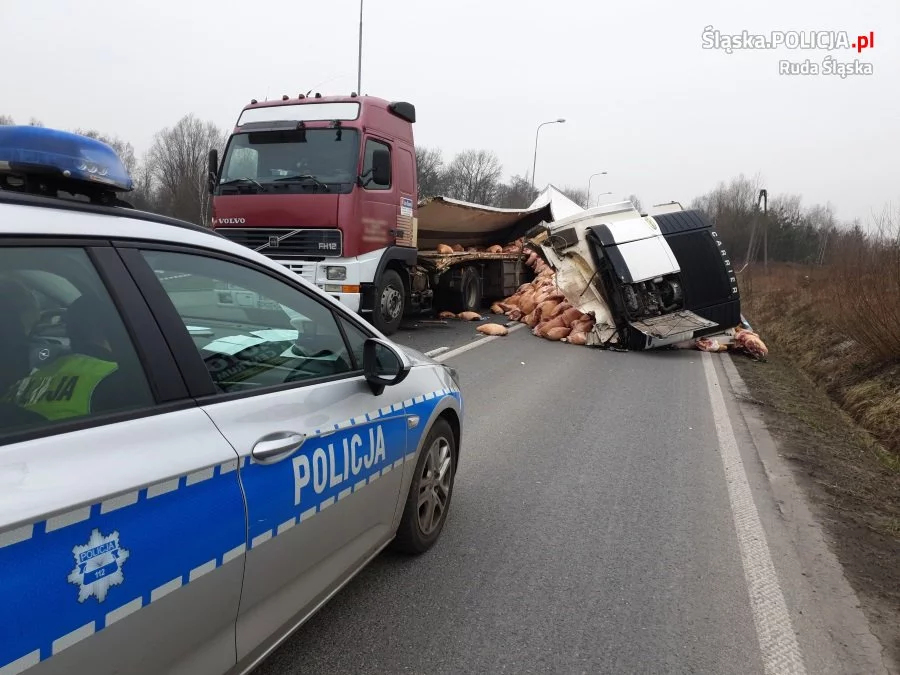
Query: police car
[{"left": 0, "top": 127, "right": 463, "bottom": 675}]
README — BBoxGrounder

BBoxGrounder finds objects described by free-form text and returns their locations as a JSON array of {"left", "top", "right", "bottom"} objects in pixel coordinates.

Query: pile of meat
[
  {"left": 689, "top": 327, "right": 769, "bottom": 361},
  {"left": 435, "top": 239, "right": 525, "bottom": 255},
  {"left": 490, "top": 247, "right": 596, "bottom": 345}
]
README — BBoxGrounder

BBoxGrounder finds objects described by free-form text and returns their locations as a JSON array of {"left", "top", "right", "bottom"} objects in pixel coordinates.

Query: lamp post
[
  {"left": 594, "top": 191, "right": 612, "bottom": 207},
  {"left": 531, "top": 118, "right": 565, "bottom": 188},
  {"left": 357, "top": 0, "right": 364, "bottom": 94},
  {"left": 587, "top": 171, "right": 607, "bottom": 206}
]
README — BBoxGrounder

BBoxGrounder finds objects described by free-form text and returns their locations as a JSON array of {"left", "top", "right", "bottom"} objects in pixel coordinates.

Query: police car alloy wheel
[{"left": 392, "top": 418, "right": 456, "bottom": 554}]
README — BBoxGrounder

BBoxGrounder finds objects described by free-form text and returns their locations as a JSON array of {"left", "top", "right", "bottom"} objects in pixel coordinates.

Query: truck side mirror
[
  {"left": 207, "top": 149, "right": 219, "bottom": 193},
  {"left": 371, "top": 149, "right": 391, "bottom": 186}
]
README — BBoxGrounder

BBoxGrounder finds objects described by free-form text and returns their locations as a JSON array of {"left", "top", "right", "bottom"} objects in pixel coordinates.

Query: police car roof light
[{"left": 0, "top": 126, "right": 134, "bottom": 193}]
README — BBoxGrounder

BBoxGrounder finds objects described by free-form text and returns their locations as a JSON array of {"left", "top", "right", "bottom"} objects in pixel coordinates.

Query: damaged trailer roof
[{"left": 416, "top": 185, "right": 584, "bottom": 250}]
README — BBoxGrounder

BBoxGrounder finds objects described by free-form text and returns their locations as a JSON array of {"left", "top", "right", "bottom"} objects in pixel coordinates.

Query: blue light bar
[{"left": 0, "top": 126, "right": 133, "bottom": 192}]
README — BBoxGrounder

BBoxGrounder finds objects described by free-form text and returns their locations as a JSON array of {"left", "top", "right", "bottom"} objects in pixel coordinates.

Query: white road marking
[
  {"left": 702, "top": 352, "right": 806, "bottom": 675},
  {"left": 433, "top": 323, "right": 527, "bottom": 362},
  {"left": 424, "top": 346, "right": 450, "bottom": 357}
]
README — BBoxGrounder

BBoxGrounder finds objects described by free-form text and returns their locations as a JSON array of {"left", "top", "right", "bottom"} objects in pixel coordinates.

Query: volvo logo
[
  {"left": 268, "top": 236, "right": 280, "bottom": 248},
  {"left": 216, "top": 218, "right": 246, "bottom": 224}
]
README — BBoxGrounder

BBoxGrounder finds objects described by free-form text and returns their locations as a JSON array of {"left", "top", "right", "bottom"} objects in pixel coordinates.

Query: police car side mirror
[{"left": 363, "top": 338, "right": 410, "bottom": 396}]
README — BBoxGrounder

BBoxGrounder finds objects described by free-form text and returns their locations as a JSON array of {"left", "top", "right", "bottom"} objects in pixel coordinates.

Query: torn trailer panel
[{"left": 535, "top": 201, "right": 740, "bottom": 350}]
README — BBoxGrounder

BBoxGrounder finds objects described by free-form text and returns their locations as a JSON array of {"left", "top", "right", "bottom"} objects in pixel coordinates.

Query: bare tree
[
  {"left": 559, "top": 185, "right": 590, "bottom": 209},
  {"left": 415, "top": 146, "right": 447, "bottom": 200},
  {"left": 495, "top": 174, "right": 539, "bottom": 208},
  {"left": 28, "top": 118, "right": 44, "bottom": 127},
  {"left": 625, "top": 194, "right": 643, "bottom": 212},
  {"left": 0, "top": 114, "right": 14, "bottom": 126},
  {"left": 444, "top": 149, "right": 503, "bottom": 204},
  {"left": 145, "top": 114, "right": 227, "bottom": 225}
]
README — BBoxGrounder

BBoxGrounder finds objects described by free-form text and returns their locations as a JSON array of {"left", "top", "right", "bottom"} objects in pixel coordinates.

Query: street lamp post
[
  {"left": 531, "top": 118, "right": 565, "bottom": 189},
  {"left": 357, "top": 0, "right": 364, "bottom": 94},
  {"left": 586, "top": 171, "right": 607, "bottom": 206},
  {"left": 594, "top": 191, "right": 612, "bottom": 207}
]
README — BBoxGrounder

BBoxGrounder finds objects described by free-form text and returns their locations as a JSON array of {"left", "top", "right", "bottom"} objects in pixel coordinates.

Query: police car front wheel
[{"left": 392, "top": 418, "right": 456, "bottom": 554}]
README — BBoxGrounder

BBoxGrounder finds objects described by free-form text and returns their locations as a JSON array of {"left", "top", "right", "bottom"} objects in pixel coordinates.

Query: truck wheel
[
  {"left": 373, "top": 269, "right": 405, "bottom": 335},
  {"left": 443, "top": 265, "right": 481, "bottom": 313},
  {"left": 392, "top": 418, "right": 456, "bottom": 555}
]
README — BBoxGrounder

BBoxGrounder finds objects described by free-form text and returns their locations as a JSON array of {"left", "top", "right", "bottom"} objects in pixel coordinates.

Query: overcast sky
[{"left": 1, "top": 0, "right": 896, "bottom": 222}]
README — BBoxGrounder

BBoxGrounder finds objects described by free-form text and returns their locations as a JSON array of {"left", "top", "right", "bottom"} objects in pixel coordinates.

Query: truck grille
[
  {"left": 278, "top": 261, "right": 316, "bottom": 283},
  {"left": 216, "top": 228, "right": 342, "bottom": 258}
]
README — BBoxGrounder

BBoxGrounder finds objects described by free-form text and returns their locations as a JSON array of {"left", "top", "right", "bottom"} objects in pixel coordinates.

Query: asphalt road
[{"left": 255, "top": 324, "right": 780, "bottom": 674}]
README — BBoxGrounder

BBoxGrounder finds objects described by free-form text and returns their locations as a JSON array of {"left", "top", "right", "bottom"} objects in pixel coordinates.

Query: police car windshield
[{"left": 220, "top": 129, "right": 360, "bottom": 191}]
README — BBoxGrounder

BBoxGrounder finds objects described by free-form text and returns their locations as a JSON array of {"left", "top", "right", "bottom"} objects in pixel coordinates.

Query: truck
[
  {"left": 207, "top": 93, "right": 541, "bottom": 335},
  {"left": 530, "top": 200, "right": 742, "bottom": 349}
]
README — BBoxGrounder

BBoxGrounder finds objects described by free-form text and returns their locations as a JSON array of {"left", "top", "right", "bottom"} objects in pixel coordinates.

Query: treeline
[{"left": 1, "top": 113, "right": 225, "bottom": 226}]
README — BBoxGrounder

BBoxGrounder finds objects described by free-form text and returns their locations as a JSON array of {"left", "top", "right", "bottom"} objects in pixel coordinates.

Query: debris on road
[
  {"left": 457, "top": 311, "right": 483, "bottom": 321},
  {"left": 476, "top": 324, "right": 509, "bottom": 336}
]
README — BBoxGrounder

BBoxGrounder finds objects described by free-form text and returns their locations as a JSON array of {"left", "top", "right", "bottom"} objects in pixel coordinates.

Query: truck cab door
[{"left": 359, "top": 137, "right": 397, "bottom": 251}]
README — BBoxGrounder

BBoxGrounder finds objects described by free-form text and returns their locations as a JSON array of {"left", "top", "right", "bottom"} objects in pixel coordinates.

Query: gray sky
[{"left": 2, "top": 0, "right": 897, "bottom": 222}]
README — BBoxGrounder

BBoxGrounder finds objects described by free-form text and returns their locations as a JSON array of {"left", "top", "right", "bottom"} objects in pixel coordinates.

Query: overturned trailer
[{"left": 522, "top": 200, "right": 741, "bottom": 350}]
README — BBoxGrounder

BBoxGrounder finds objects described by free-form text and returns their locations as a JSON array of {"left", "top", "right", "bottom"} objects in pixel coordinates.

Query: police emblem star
[{"left": 68, "top": 529, "right": 130, "bottom": 603}]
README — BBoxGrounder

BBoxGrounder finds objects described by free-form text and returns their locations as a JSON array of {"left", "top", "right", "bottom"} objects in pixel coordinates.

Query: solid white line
[
  {"left": 702, "top": 352, "right": 806, "bottom": 675},
  {"left": 433, "top": 323, "right": 527, "bottom": 363},
  {"left": 424, "top": 346, "right": 450, "bottom": 357}
]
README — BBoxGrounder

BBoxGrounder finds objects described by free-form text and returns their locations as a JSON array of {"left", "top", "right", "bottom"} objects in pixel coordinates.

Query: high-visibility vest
[{"left": 6, "top": 354, "right": 118, "bottom": 420}]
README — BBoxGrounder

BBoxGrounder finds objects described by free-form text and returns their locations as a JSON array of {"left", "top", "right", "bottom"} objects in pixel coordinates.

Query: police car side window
[
  {"left": 141, "top": 251, "right": 355, "bottom": 393},
  {"left": 0, "top": 247, "right": 155, "bottom": 437}
]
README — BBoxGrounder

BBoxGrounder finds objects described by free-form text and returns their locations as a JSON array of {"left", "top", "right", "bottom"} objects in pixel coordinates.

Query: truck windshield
[{"left": 219, "top": 129, "right": 360, "bottom": 193}]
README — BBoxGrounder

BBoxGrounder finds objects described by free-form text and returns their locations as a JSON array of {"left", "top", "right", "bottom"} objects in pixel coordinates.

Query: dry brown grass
[{"left": 739, "top": 232, "right": 900, "bottom": 466}]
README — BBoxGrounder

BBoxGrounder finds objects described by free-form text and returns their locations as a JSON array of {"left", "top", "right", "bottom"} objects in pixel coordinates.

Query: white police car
[{"left": 0, "top": 127, "right": 463, "bottom": 675}]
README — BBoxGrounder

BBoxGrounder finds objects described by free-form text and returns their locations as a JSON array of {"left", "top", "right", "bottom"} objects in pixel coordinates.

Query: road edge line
[
  {"left": 702, "top": 351, "right": 807, "bottom": 675},
  {"left": 433, "top": 323, "right": 527, "bottom": 363}
]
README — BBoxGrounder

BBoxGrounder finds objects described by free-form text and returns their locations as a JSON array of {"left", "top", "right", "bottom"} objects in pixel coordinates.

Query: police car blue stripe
[{"left": 0, "top": 389, "right": 459, "bottom": 673}]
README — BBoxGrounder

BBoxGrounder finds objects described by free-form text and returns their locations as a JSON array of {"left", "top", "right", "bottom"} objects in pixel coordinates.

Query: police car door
[
  {"left": 121, "top": 247, "right": 409, "bottom": 662},
  {"left": 0, "top": 243, "right": 246, "bottom": 675}
]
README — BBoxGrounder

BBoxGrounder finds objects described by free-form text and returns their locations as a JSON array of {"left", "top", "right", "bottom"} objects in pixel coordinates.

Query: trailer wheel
[
  {"left": 373, "top": 269, "right": 405, "bottom": 335},
  {"left": 443, "top": 265, "right": 481, "bottom": 313}
]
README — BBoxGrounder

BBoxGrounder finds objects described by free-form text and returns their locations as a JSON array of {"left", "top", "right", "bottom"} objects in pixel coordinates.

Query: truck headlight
[{"left": 326, "top": 266, "right": 347, "bottom": 281}]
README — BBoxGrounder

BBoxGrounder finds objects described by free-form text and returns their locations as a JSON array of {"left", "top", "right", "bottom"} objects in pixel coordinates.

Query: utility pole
[
  {"left": 357, "top": 0, "right": 364, "bottom": 94},
  {"left": 758, "top": 189, "right": 768, "bottom": 274}
]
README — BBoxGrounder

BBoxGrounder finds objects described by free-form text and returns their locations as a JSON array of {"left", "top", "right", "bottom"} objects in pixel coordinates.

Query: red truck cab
[{"left": 209, "top": 94, "right": 419, "bottom": 333}]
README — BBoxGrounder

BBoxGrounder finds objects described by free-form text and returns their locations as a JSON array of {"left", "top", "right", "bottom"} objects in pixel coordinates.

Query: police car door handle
[{"left": 251, "top": 432, "right": 307, "bottom": 464}]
